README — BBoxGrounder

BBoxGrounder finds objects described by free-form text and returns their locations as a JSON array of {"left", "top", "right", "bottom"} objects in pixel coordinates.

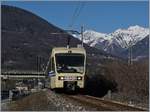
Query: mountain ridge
[
  {"left": 73, "top": 25, "right": 149, "bottom": 58},
  {"left": 2, "top": 5, "right": 109, "bottom": 71}
]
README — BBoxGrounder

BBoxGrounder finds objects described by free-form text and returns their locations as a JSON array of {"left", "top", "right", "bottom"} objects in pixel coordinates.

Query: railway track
[{"left": 65, "top": 94, "right": 147, "bottom": 111}]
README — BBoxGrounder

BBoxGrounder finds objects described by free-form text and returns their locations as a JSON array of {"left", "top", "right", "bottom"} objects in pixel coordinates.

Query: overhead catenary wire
[
  {"left": 48, "top": 2, "right": 86, "bottom": 46},
  {"left": 69, "top": 2, "right": 81, "bottom": 28},
  {"left": 73, "top": 2, "right": 85, "bottom": 24},
  {"left": 69, "top": 2, "right": 85, "bottom": 29}
]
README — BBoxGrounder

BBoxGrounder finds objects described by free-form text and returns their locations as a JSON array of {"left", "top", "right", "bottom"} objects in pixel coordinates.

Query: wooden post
[{"left": 108, "top": 90, "right": 111, "bottom": 99}]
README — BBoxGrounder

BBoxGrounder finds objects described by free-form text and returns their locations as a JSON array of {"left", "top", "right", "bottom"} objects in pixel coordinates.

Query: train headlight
[
  {"left": 77, "top": 76, "right": 82, "bottom": 80},
  {"left": 58, "top": 76, "right": 64, "bottom": 80}
]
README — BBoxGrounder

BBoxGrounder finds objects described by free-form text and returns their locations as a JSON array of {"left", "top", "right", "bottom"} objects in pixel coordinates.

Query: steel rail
[{"left": 65, "top": 94, "right": 147, "bottom": 111}]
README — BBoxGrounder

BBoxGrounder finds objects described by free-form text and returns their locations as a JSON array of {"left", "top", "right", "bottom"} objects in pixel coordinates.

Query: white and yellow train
[{"left": 46, "top": 45, "right": 86, "bottom": 92}]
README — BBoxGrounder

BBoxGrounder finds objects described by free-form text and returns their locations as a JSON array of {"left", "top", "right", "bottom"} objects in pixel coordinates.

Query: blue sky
[{"left": 1, "top": 1, "right": 149, "bottom": 33}]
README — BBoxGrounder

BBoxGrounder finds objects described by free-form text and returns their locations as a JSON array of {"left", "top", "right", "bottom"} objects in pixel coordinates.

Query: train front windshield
[{"left": 55, "top": 53, "right": 85, "bottom": 73}]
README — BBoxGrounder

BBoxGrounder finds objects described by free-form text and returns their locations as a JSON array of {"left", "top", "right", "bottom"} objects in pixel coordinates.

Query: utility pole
[
  {"left": 67, "top": 36, "right": 70, "bottom": 48},
  {"left": 37, "top": 56, "right": 38, "bottom": 87},
  {"left": 81, "top": 26, "right": 84, "bottom": 47},
  {"left": 38, "top": 56, "right": 42, "bottom": 85},
  {"left": 130, "top": 42, "right": 133, "bottom": 65},
  {"left": 128, "top": 40, "right": 133, "bottom": 65},
  {"left": 37, "top": 56, "right": 40, "bottom": 88}
]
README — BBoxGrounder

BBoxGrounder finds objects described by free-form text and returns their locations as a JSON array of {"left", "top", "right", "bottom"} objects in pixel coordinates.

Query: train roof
[{"left": 51, "top": 47, "right": 86, "bottom": 56}]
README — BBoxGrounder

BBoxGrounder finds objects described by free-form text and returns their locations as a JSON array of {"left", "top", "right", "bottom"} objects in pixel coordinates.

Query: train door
[{"left": 49, "top": 57, "right": 56, "bottom": 89}]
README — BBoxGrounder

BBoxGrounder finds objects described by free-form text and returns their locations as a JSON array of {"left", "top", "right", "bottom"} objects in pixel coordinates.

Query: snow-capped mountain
[
  {"left": 74, "top": 25, "right": 149, "bottom": 57},
  {"left": 81, "top": 30, "right": 112, "bottom": 47},
  {"left": 121, "top": 35, "right": 149, "bottom": 60},
  {"left": 110, "top": 25, "right": 149, "bottom": 48}
]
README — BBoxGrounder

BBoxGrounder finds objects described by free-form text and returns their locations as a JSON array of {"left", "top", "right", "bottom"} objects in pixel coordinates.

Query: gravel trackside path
[
  {"left": 2, "top": 89, "right": 97, "bottom": 111},
  {"left": 2, "top": 89, "right": 146, "bottom": 111},
  {"left": 4, "top": 90, "right": 56, "bottom": 111}
]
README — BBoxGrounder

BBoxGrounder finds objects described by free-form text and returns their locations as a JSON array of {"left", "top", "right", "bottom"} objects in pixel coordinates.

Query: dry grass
[{"left": 9, "top": 91, "right": 50, "bottom": 111}]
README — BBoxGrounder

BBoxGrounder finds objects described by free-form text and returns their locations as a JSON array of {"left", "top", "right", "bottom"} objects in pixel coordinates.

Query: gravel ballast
[{"left": 2, "top": 89, "right": 97, "bottom": 111}]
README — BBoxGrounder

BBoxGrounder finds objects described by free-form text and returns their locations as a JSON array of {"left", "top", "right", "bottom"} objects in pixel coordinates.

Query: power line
[
  {"left": 69, "top": 2, "right": 85, "bottom": 29},
  {"left": 69, "top": 2, "right": 81, "bottom": 27},
  {"left": 73, "top": 2, "right": 85, "bottom": 22},
  {"left": 69, "top": 2, "right": 81, "bottom": 28}
]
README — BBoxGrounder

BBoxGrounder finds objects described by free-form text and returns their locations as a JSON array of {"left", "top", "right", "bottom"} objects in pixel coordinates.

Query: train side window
[{"left": 51, "top": 57, "right": 55, "bottom": 72}]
